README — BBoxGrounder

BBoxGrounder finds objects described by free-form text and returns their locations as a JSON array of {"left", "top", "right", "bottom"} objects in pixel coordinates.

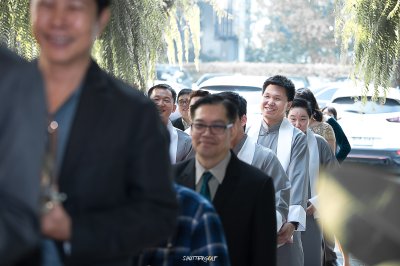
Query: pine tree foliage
[
  {"left": 335, "top": 0, "right": 400, "bottom": 94},
  {"left": 0, "top": 0, "right": 220, "bottom": 91}
]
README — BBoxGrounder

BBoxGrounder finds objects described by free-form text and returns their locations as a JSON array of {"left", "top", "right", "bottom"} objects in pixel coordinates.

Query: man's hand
[
  {"left": 277, "top": 222, "right": 296, "bottom": 245},
  {"left": 306, "top": 203, "right": 316, "bottom": 216},
  {"left": 41, "top": 204, "right": 71, "bottom": 241}
]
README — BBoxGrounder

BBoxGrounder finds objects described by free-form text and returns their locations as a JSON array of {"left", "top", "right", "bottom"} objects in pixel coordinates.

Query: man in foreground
[
  {"left": 174, "top": 95, "right": 277, "bottom": 266},
  {"left": 30, "top": 0, "right": 178, "bottom": 264}
]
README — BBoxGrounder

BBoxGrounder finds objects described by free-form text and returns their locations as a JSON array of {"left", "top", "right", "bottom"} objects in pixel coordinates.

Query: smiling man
[
  {"left": 174, "top": 94, "right": 277, "bottom": 266},
  {"left": 30, "top": 0, "right": 178, "bottom": 265},
  {"left": 172, "top": 89, "right": 192, "bottom": 131},
  {"left": 148, "top": 84, "right": 192, "bottom": 163},
  {"left": 246, "top": 75, "right": 309, "bottom": 266}
]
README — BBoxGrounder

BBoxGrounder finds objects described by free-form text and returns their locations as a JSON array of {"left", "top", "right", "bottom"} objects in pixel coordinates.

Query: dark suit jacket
[
  {"left": 174, "top": 152, "right": 277, "bottom": 266},
  {"left": 56, "top": 60, "right": 178, "bottom": 265},
  {"left": 0, "top": 46, "right": 46, "bottom": 265},
  {"left": 172, "top": 117, "right": 185, "bottom": 131}
]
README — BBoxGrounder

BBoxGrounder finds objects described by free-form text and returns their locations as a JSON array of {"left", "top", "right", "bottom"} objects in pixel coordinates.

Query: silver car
[
  {"left": 329, "top": 83, "right": 400, "bottom": 174},
  {"left": 197, "top": 75, "right": 266, "bottom": 117}
]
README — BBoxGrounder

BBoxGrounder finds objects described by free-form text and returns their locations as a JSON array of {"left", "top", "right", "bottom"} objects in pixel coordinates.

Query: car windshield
[
  {"left": 316, "top": 88, "right": 337, "bottom": 100},
  {"left": 201, "top": 85, "right": 261, "bottom": 92},
  {"left": 333, "top": 97, "right": 400, "bottom": 114}
]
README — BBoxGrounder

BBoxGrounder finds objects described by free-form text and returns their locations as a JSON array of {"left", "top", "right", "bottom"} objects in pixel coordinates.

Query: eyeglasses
[
  {"left": 191, "top": 123, "right": 233, "bottom": 135},
  {"left": 178, "top": 99, "right": 189, "bottom": 106}
]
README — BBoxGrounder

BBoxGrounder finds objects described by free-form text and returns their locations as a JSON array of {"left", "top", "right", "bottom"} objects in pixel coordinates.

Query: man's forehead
[
  {"left": 264, "top": 85, "right": 287, "bottom": 94},
  {"left": 194, "top": 104, "right": 227, "bottom": 119},
  {"left": 152, "top": 88, "right": 173, "bottom": 97}
]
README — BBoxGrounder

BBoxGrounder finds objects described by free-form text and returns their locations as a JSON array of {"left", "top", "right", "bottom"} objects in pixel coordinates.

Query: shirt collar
[
  {"left": 260, "top": 118, "right": 283, "bottom": 134},
  {"left": 166, "top": 119, "right": 174, "bottom": 132},
  {"left": 182, "top": 118, "right": 190, "bottom": 130},
  {"left": 195, "top": 152, "right": 231, "bottom": 185},
  {"left": 232, "top": 134, "right": 247, "bottom": 154}
]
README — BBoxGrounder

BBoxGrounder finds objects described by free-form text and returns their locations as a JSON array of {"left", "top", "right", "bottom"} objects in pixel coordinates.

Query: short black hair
[
  {"left": 216, "top": 91, "right": 247, "bottom": 118},
  {"left": 177, "top": 88, "right": 192, "bottom": 100},
  {"left": 262, "top": 75, "right": 295, "bottom": 101},
  {"left": 295, "top": 88, "right": 323, "bottom": 122},
  {"left": 96, "top": 0, "right": 111, "bottom": 14},
  {"left": 289, "top": 98, "right": 313, "bottom": 118},
  {"left": 190, "top": 94, "right": 238, "bottom": 124},
  {"left": 148, "top": 83, "right": 177, "bottom": 104},
  {"left": 189, "top": 90, "right": 210, "bottom": 103}
]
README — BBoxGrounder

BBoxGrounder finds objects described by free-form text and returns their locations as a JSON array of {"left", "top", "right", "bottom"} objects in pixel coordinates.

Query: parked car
[
  {"left": 194, "top": 73, "right": 232, "bottom": 88},
  {"left": 288, "top": 76, "right": 310, "bottom": 89},
  {"left": 314, "top": 85, "right": 340, "bottom": 108},
  {"left": 197, "top": 75, "right": 266, "bottom": 117},
  {"left": 156, "top": 64, "right": 193, "bottom": 88},
  {"left": 329, "top": 83, "right": 400, "bottom": 174}
]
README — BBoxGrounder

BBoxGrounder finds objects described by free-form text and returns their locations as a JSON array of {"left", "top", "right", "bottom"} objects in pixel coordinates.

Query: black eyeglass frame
[{"left": 191, "top": 123, "right": 233, "bottom": 135}]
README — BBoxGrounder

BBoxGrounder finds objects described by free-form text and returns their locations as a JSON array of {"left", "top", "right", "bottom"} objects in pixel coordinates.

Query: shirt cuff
[
  {"left": 288, "top": 205, "right": 306, "bottom": 231},
  {"left": 309, "top": 195, "right": 318, "bottom": 210},
  {"left": 276, "top": 211, "right": 284, "bottom": 232}
]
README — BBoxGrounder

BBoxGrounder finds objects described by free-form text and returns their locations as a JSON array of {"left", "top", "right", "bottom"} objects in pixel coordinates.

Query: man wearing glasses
[
  {"left": 172, "top": 89, "right": 192, "bottom": 131},
  {"left": 174, "top": 94, "right": 277, "bottom": 266}
]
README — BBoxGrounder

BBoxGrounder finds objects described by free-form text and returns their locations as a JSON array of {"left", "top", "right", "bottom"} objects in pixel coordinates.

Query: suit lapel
[
  {"left": 59, "top": 61, "right": 110, "bottom": 192},
  {"left": 213, "top": 152, "right": 240, "bottom": 212},
  {"left": 175, "top": 159, "right": 196, "bottom": 190}
]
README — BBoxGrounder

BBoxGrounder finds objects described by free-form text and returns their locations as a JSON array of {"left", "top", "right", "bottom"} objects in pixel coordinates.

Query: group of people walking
[{"left": 0, "top": 0, "right": 351, "bottom": 265}]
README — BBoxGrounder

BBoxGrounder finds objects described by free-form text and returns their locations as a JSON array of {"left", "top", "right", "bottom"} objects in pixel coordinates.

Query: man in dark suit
[
  {"left": 172, "top": 88, "right": 192, "bottom": 131},
  {"left": 174, "top": 95, "right": 277, "bottom": 266},
  {"left": 30, "top": 0, "right": 178, "bottom": 265},
  {"left": 0, "top": 46, "right": 47, "bottom": 265}
]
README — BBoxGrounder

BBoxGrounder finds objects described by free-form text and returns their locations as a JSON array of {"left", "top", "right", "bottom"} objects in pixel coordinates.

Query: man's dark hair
[
  {"left": 190, "top": 94, "right": 238, "bottom": 124},
  {"left": 96, "top": 0, "right": 111, "bottom": 14},
  {"left": 216, "top": 91, "right": 247, "bottom": 118},
  {"left": 289, "top": 98, "right": 313, "bottom": 118},
  {"left": 148, "top": 83, "right": 177, "bottom": 104},
  {"left": 295, "top": 88, "right": 323, "bottom": 122},
  {"left": 262, "top": 75, "right": 295, "bottom": 101},
  {"left": 177, "top": 88, "right": 192, "bottom": 100},
  {"left": 189, "top": 90, "right": 210, "bottom": 103}
]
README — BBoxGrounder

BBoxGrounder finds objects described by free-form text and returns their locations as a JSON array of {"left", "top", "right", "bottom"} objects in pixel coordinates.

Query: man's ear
[
  {"left": 240, "top": 115, "right": 247, "bottom": 127},
  {"left": 286, "top": 101, "right": 293, "bottom": 111},
  {"left": 172, "top": 103, "right": 177, "bottom": 113},
  {"left": 97, "top": 7, "right": 111, "bottom": 37}
]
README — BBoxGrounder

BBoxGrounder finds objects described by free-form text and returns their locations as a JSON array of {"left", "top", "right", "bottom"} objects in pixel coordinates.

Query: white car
[
  {"left": 197, "top": 75, "right": 266, "bottom": 117},
  {"left": 329, "top": 83, "right": 400, "bottom": 173}
]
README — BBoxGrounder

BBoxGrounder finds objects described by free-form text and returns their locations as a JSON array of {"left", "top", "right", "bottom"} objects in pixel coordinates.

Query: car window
[
  {"left": 201, "top": 85, "right": 261, "bottom": 92},
  {"left": 333, "top": 97, "right": 400, "bottom": 114},
  {"left": 315, "top": 88, "right": 337, "bottom": 100}
]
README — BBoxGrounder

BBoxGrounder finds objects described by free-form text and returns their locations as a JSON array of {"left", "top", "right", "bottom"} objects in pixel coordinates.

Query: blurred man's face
[
  {"left": 191, "top": 104, "right": 235, "bottom": 163},
  {"left": 30, "top": 0, "right": 109, "bottom": 65},
  {"left": 149, "top": 88, "right": 176, "bottom": 125},
  {"left": 260, "top": 84, "right": 291, "bottom": 125}
]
